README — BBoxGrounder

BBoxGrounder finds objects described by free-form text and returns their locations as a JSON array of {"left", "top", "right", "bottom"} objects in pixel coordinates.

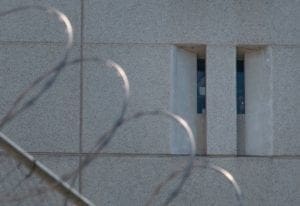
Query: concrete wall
[
  {"left": 206, "top": 45, "right": 237, "bottom": 155},
  {"left": 271, "top": 46, "right": 300, "bottom": 155},
  {"left": 244, "top": 48, "right": 274, "bottom": 155},
  {"left": 0, "top": 0, "right": 299, "bottom": 205}
]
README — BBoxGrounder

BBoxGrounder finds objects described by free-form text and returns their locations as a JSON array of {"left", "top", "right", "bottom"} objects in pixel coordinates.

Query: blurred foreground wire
[
  {"left": 0, "top": 135, "right": 93, "bottom": 206},
  {"left": 0, "top": 4, "right": 93, "bottom": 206},
  {"left": 0, "top": 4, "right": 243, "bottom": 206}
]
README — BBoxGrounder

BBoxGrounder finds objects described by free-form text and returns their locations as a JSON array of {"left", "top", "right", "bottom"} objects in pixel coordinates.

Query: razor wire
[
  {"left": 0, "top": 4, "right": 244, "bottom": 206},
  {"left": 145, "top": 162, "right": 243, "bottom": 206},
  {"left": 0, "top": 5, "right": 73, "bottom": 129},
  {"left": 0, "top": 4, "right": 92, "bottom": 206},
  {"left": 0, "top": 151, "right": 66, "bottom": 206},
  {"left": 0, "top": 132, "right": 94, "bottom": 206}
]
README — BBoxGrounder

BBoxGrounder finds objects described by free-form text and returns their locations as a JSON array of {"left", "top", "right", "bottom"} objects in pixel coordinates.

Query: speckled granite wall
[{"left": 0, "top": 0, "right": 299, "bottom": 205}]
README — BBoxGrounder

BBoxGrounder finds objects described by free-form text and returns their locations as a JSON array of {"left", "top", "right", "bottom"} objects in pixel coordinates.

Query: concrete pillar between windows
[
  {"left": 244, "top": 48, "right": 273, "bottom": 155},
  {"left": 206, "top": 45, "right": 237, "bottom": 155}
]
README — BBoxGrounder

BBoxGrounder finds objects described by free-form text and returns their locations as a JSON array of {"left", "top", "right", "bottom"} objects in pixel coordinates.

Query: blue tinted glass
[
  {"left": 237, "top": 60, "right": 245, "bottom": 114},
  {"left": 197, "top": 59, "right": 205, "bottom": 113}
]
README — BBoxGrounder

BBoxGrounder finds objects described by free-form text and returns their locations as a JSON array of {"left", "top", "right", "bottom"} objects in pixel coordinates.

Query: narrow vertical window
[
  {"left": 237, "top": 60, "right": 245, "bottom": 114},
  {"left": 197, "top": 59, "right": 205, "bottom": 113}
]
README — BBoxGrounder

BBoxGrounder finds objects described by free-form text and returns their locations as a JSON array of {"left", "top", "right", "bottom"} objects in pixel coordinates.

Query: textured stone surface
[
  {"left": 81, "top": 156, "right": 300, "bottom": 206},
  {"left": 35, "top": 155, "right": 80, "bottom": 191},
  {"left": 82, "top": 44, "right": 174, "bottom": 153},
  {"left": 0, "top": 0, "right": 81, "bottom": 43},
  {"left": 271, "top": 158, "right": 300, "bottom": 206},
  {"left": 0, "top": 153, "right": 80, "bottom": 205},
  {"left": 0, "top": 44, "right": 80, "bottom": 152},
  {"left": 206, "top": 45, "right": 237, "bottom": 155},
  {"left": 0, "top": 1, "right": 299, "bottom": 206},
  {"left": 237, "top": 114, "right": 245, "bottom": 155},
  {"left": 197, "top": 114, "right": 206, "bottom": 155},
  {"left": 34, "top": 156, "right": 80, "bottom": 205},
  {"left": 191, "top": 157, "right": 273, "bottom": 206},
  {"left": 83, "top": 0, "right": 299, "bottom": 45},
  {"left": 268, "top": 0, "right": 300, "bottom": 45},
  {"left": 81, "top": 156, "right": 180, "bottom": 206},
  {"left": 244, "top": 48, "right": 273, "bottom": 155},
  {"left": 271, "top": 46, "right": 300, "bottom": 155}
]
